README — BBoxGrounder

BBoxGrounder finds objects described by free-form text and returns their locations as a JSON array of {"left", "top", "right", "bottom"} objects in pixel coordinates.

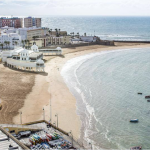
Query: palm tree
[
  {"left": 7, "top": 41, "right": 10, "bottom": 49},
  {"left": 14, "top": 41, "right": 18, "bottom": 47},
  {"left": 21, "top": 40, "right": 25, "bottom": 47},
  {"left": 77, "top": 32, "right": 79, "bottom": 38},
  {"left": 0, "top": 43, "right": 4, "bottom": 50},
  {"left": 58, "top": 29, "right": 60, "bottom": 36},
  {"left": 27, "top": 40, "right": 30, "bottom": 49},
  {"left": 32, "top": 36, "right": 39, "bottom": 41},
  {"left": 4, "top": 41, "right": 7, "bottom": 49},
  {"left": 72, "top": 32, "right": 74, "bottom": 37},
  {"left": 55, "top": 28, "right": 59, "bottom": 37},
  {"left": 24, "top": 40, "right": 27, "bottom": 48}
]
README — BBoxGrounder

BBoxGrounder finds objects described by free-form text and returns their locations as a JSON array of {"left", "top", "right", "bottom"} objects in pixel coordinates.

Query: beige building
[
  {"left": 24, "top": 17, "right": 41, "bottom": 28},
  {"left": 29, "top": 36, "right": 71, "bottom": 48},
  {"left": 27, "top": 28, "right": 49, "bottom": 40}
]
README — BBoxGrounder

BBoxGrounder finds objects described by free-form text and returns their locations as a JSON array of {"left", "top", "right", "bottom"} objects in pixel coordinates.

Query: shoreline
[{"left": 12, "top": 43, "right": 150, "bottom": 144}]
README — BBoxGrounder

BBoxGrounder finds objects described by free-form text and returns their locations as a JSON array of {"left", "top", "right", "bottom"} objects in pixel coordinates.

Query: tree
[
  {"left": 58, "top": 29, "right": 61, "bottom": 36},
  {"left": 7, "top": 41, "right": 10, "bottom": 49},
  {"left": 14, "top": 41, "right": 18, "bottom": 47},
  {"left": 27, "top": 40, "right": 30, "bottom": 49},
  {"left": 21, "top": 40, "right": 25, "bottom": 47},
  {"left": 4, "top": 41, "right": 7, "bottom": 49},
  {"left": 55, "top": 28, "right": 59, "bottom": 37},
  {"left": 24, "top": 40, "right": 27, "bottom": 48},
  {"left": 32, "top": 36, "right": 39, "bottom": 41},
  {"left": 0, "top": 43, "right": 4, "bottom": 50}
]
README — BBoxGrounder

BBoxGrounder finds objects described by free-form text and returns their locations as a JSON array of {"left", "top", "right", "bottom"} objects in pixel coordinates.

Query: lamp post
[
  {"left": 55, "top": 114, "right": 58, "bottom": 128},
  {"left": 20, "top": 111, "right": 22, "bottom": 124},
  {"left": 89, "top": 142, "right": 92, "bottom": 150},
  {"left": 69, "top": 130, "right": 73, "bottom": 148},
  {"left": 43, "top": 108, "right": 45, "bottom": 120}
]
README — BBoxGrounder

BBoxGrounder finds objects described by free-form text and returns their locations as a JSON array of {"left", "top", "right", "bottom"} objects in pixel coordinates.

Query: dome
[
  {"left": 56, "top": 47, "right": 61, "bottom": 50},
  {"left": 21, "top": 49, "right": 29, "bottom": 54},
  {"left": 31, "top": 44, "right": 39, "bottom": 52},
  {"left": 31, "top": 44, "right": 38, "bottom": 50},
  {"left": 36, "top": 59, "right": 44, "bottom": 65}
]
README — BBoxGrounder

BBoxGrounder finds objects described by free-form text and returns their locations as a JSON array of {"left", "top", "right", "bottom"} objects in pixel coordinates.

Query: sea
[
  {"left": 42, "top": 16, "right": 150, "bottom": 149},
  {"left": 41, "top": 16, "right": 150, "bottom": 41}
]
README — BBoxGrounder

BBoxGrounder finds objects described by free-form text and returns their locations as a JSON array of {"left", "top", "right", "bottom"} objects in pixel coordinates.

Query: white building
[
  {"left": 0, "top": 26, "right": 46, "bottom": 48},
  {"left": 0, "top": 33, "right": 21, "bottom": 49},
  {"left": 0, "top": 44, "right": 45, "bottom": 72}
]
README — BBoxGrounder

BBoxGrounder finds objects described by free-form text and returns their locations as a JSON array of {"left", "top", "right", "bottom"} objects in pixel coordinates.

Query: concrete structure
[
  {"left": 80, "top": 36, "right": 97, "bottom": 42},
  {"left": 49, "top": 30, "right": 67, "bottom": 36},
  {"left": 39, "top": 47, "right": 62, "bottom": 55},
  {"left": 24, "top": 17, "right": 41, "bottom": 28},
  {"left": 0, "top": 45, "right": 45, "bottom": 72},
  {"left": 0, "top": 120, "right": 83, "bottom": 149},
  {"left": 30, "top": 36, "right": 71, "bottom": 47},
  {"left": 27, "top": 27, "right": 49, "bottom": 40},
  {"left": 0, "top": 128, "right": 24, "bottom": 150},
  {"left": 0, "top": 17, "right": 23, "bottom": 28}
]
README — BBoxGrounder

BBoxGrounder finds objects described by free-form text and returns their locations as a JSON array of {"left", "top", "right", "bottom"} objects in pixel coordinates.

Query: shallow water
[{"left": 61, "top": 48, "right": 150, "bottom": 149}]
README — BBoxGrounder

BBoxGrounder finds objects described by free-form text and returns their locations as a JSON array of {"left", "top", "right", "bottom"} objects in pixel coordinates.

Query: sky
[{"left": 0, "top": 0, "right": 150, "bottom": 16}]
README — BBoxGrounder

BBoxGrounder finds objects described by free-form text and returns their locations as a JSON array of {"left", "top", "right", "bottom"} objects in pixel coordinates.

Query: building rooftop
[{"left": 0, "top": 128, "right": 23, "bottom": 150}]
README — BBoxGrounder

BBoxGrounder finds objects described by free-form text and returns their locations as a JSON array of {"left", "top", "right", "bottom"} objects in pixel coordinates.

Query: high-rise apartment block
[
  {"left": 24, "top": 17, "right": 41, "bottom": 28},
  {"left": 0, "top": 17, "right": 23, "bottom": 28}
]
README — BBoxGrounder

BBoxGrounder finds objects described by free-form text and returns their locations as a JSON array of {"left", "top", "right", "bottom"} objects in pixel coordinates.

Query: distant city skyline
[{"left": 0, "top": 0, "right": 150, "bottom": 16}]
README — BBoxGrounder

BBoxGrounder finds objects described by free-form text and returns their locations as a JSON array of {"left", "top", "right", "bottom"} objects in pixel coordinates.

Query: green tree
[
  {"left": 7, "top": 41, "right": 10, "bottom": 49},
  {"left": 21, "top": 40, "right": 25, "bottom": 47},
  {"left": 4, "top": 41, "right": 7, "bottom": 49},
  {"left": 27, "top": 40, "right": 30, "bottom": 49},
  {"left": 0, "top": 43, "right": 4, "bottom": 50},
  {"left": 32, "top": 36, "right": 39, "bottom": 41},
  {"left": 14, "top": 41, "right": 18, "bottom": 46}
]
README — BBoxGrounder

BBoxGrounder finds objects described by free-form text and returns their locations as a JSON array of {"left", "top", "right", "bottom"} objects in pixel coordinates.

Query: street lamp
[
  {"left": 20, "top": 111, "right": 22, "bottom": 124},
  {"left": 89, "top": 142, "right": 92, "bottom": 150},
  {"left": 53, "top": 122, "right": 56, "bottom": 132},
  {"left": 55, "top": 114, "right": 58, "bottom": 128},
  {"left": 43, "top": 108, "right": 45, "bottom": 120},
  {"left": 69, "top": 130, "right": 73, "bottom": 148}
]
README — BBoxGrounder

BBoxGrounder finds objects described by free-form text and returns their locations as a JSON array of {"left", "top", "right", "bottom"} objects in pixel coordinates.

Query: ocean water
[
  {"left": 61, "top": 48, "right": 150, "bottom": 149},
  {"left": 41, "top": 16, "right": 150, "bottom": 41}
]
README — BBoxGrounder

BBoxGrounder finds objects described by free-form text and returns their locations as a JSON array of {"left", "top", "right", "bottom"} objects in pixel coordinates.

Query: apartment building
[
  {"left": 27, "top": 27, "right": 49, "bottom": 40},
  {"left": 24, "top": 17, "right": 41, "bottom": 28},
  {"left": 30, "top": 36, "right": 71, "bottom": 48},
  {"left": 49, "top": 30, "right": 67, "bottom": 36},
  {"left": 0, "top": 17, "right": 23, "bottom": 28},
  {"left": 48, "top": 36, "right": 71, "bottom": 45}
]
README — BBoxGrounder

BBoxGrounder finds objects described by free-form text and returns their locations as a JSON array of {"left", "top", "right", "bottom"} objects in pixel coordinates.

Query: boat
[
  {"left": 147, "top": 100, "right": 150, "bottom": 102},
  {"left": 138, "top": 93, "right": 142, "bottom": 95},
  {"left": 145, "top": 95, "right": 150, "bottom": 99},
  {"left": 130, "top": 119, "right": 139, "bottom": 123},
  {"left": 130, "top": 146, "right": 142, "bottom": 150}
]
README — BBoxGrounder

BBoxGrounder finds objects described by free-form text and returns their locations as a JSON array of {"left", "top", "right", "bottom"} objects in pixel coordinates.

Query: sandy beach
[{"left": 0, "top": 42, "right": 150, "bottom": 141}]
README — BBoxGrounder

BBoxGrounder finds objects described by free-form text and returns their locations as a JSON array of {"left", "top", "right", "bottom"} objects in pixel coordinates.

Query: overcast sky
[{"left": 0, "top": 0, "right": 150, "bottom": 16}]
